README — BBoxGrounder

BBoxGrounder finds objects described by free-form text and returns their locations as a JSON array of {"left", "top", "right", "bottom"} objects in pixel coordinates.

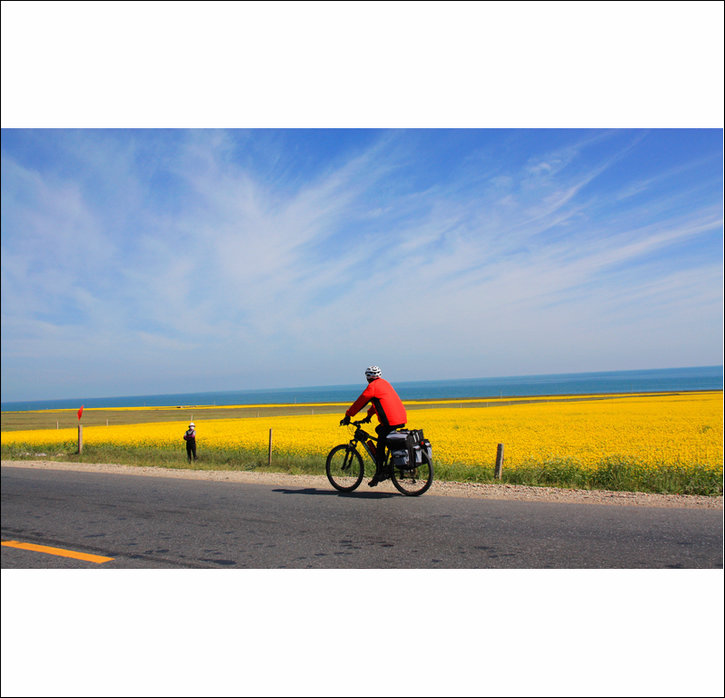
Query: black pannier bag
[
  {"left": 386, "top": 430, "right": 409, "bottom": 449},
  {"left": 386, "top": 430, "right": 411, "bottom": 468},
  {"left": 387, "top": 429, "right": 431, "bottom": 470},
  {"left": 407, "top": 429, "right": 424, "bottom": 445},
  {"left": 407, "top": 429, "right": 425, "bottom": 465},
  {"left": 391, "top": 449, "right": 410, "bottom": 467}
]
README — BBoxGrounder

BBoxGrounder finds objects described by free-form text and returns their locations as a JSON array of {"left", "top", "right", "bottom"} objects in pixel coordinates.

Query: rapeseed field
[{"left": 3, "top": 391, "right": 722, "bottom": 494}]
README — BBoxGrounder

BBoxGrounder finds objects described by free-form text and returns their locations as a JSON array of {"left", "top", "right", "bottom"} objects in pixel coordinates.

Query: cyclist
[{"left": 340, "top": 365, "right": 407, "bottom": 486}]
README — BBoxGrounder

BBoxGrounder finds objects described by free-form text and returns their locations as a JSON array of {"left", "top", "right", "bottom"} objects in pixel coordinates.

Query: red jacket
[{"left": 346, "top": 378, "right": 407, "bottom": 427}]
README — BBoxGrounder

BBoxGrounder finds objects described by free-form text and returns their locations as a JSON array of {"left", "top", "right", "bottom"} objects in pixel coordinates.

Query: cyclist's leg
[
  {"left": 374, "top": 424, "right": 390, "bottom": 476},
  {"left": 374, "top": 423, "right": 405, "bottom": 478}
]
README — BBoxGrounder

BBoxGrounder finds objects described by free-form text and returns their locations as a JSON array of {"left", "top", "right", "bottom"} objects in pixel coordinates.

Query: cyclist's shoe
[{"left": 368, "top": 469, "right": 390, "bottom": 487}]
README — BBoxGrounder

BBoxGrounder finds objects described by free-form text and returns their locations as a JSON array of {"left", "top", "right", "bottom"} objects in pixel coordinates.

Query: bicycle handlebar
[
  {"left": 339, "top": 417, "right": 371, "bottom": 427},
  {"left": 339, "top": 419, "right": 376, "bottom": 441}
]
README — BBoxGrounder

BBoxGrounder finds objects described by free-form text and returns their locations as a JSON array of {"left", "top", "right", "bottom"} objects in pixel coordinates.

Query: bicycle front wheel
[
  {"left": 391, "top": 451, "right": 433, "bottom": 496},
  {"left": 326, "top": 444, "right": 365, "bottom": 492}
]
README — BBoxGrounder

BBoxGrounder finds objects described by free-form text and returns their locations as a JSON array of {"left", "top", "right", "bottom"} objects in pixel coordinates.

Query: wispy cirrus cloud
[{"left": 1, "top": 128, "right": 722, "bottom": 400}]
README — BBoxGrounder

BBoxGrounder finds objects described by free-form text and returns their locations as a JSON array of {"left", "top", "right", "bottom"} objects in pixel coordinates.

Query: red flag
[{"left": 78, "top": 405, "right": 84, "bottom": 420}]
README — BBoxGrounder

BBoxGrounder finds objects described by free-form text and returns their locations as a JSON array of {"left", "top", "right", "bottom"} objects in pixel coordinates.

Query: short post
[
  {"left": 494, "top": 443, "right": 504, "bottom": 479},
  {"left": 56, "top": 420, "right": 59, "bottom": 430},
  {"left": 268, "top": 428, "right": 273, "bottom": 467},
  {"left": 78, "top": 424, "right": 84, "bottom": 454}
]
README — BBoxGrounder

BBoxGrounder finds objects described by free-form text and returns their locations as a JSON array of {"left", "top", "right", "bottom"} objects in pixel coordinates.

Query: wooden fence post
[
  {"left": 268, "top": 428, "right": 273, "bottom": 467},
  {"left": 78, "top": 425, "right": 83, "bottom": 454},
  {"left": 494, "top": 443, "right": 504, "bottom": 479}
]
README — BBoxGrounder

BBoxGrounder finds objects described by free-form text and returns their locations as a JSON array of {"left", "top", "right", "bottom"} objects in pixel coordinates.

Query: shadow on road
[{"left": 272, "top": 487, "right": 399, "bottom": 499}]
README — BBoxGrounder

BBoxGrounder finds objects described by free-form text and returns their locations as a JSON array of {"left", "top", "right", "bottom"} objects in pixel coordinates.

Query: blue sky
[{"left": 1, "top": 128, "right": 722, "bottom": 401}]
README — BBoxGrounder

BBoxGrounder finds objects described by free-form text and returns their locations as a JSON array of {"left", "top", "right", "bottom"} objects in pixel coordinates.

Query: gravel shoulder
[{"left": 2, "top": 459, "right": 721, "bottom": 509}]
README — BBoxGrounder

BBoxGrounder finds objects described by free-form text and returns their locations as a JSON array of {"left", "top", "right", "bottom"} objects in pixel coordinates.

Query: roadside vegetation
[{"left": 2, "top": 391, "right": 722, "bottom": 496}]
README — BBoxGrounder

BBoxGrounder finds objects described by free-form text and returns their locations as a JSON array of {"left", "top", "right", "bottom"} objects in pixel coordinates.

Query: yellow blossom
[{"left": 3, "top": 391, "right": 721, "bottom": 472}]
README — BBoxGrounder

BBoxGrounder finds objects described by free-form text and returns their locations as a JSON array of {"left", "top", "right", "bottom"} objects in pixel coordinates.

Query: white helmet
[
  {"left": 189, "top": 423, "right": 195, "bottom": 428},
  {"left": 365, "top": 365, "right": 382, "bottom": 380}
]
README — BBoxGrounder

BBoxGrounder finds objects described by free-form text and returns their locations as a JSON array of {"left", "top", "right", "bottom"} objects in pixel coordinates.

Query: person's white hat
[{"left": 189, "top": 423, "right": 195, "bottom": 428}]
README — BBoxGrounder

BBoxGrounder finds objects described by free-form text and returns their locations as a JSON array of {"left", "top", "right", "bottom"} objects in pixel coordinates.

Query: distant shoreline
[
  {"left": 1, "top": 387, "right": 722, "bottom": 415},
  {"left": 2, "top": 366, "right": 722, "bottom": 412}
]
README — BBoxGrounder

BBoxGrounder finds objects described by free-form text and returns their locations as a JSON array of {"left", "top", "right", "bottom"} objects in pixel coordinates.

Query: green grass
[
  {"left": 1, "top": 443, "right": 721, "bottom": 496},
  {"left": 434, "top": 456, "right": 722, "bottom": 496}
]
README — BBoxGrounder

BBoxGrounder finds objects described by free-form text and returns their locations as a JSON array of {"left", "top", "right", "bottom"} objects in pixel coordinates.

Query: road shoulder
[{"left": 2, "top": 459, "right": 721, "bottom": 509}]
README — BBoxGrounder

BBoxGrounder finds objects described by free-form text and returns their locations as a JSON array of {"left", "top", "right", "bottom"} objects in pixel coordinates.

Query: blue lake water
[{"left": 1, "top": 366, "right": 722, "bottom": 412}]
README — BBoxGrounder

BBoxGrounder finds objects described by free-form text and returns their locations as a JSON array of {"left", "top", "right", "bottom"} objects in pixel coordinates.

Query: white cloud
[{"left": 1, "top": 129, "right": 722, "bottom": 400}]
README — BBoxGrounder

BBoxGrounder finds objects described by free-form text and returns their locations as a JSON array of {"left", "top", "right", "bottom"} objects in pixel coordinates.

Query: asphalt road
[{"left": 1, "top": 465, "right": 722, "bottom": 568}]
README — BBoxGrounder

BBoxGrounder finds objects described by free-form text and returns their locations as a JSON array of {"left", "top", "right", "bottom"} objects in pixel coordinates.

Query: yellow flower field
[
  {"left": 417, "top": 391, "right": 723, "bottom": 470},
  {"left": 3, "top": 391, "right": 722, "bottom": 471}
]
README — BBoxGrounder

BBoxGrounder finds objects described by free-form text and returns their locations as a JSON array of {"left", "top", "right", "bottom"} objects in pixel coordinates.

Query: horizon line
[{"left": 2, "top": 364, "right": 722, "bottom": 406}]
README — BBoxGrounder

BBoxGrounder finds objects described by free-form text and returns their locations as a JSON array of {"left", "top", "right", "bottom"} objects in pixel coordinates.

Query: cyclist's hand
[{"left": 340, "top": 415, "right": 351, "bottom": 426}]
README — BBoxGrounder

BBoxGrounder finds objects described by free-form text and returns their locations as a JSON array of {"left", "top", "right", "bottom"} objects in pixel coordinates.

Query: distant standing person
[{"left": 184, "top": 422, "right": 197, "bottom": 462}]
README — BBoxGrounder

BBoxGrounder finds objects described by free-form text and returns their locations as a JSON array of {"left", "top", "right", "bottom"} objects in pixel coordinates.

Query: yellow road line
[{"left": 2, "top": 540, "right": 114, "bottom": 564}]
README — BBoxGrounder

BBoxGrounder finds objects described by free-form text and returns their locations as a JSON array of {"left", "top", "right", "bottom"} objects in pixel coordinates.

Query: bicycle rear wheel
[
  {"left": 326, "top": 444, "right": 365, "bottom": 492},
  {"left": 391, "top": 451, "right": 433, "bottom": 496}
]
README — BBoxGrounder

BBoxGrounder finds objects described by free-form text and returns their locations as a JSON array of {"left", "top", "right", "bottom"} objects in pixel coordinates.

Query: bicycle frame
[{"left": 349, "top": 425, "right": 382, "bottom": 464}]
